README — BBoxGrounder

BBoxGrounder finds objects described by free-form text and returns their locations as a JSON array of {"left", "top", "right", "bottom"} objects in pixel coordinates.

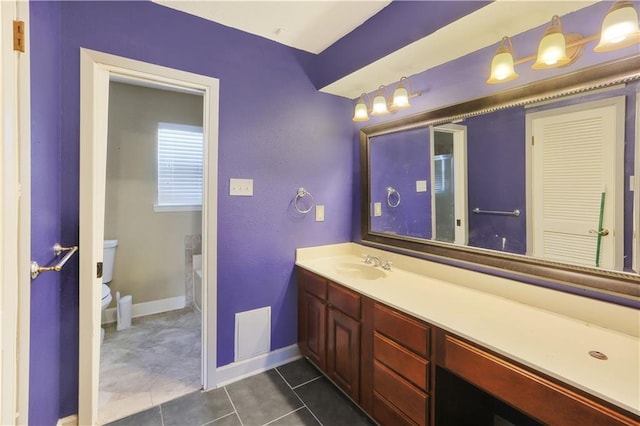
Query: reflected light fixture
[
  {"left": 487, "top": 36, "right": 518, "bottom": 84},
  {"left": 532, "top": 15, "right": 572, "bottom": 69},
  {"left": 352, "top": 77, "right": 420, "bottom": 122},
  {"left": 594, "top": 0, "right": 640, "bottom": 51}
]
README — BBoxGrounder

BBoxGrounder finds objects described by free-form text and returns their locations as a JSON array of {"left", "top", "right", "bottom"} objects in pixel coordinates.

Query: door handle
[{"left": 589, "top": 228, "right": 609, "bottom": 236}]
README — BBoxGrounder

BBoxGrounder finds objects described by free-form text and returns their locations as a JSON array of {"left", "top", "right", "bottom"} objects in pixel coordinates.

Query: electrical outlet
[
  {"left": 416, "top": 180, "right": 427, "bottom": 192},
  {"left": 229, "top": 178, "right": 253, "bottom": 196},
  {"left": 315, "top": 205, "right": 325, "bottom": 222}
]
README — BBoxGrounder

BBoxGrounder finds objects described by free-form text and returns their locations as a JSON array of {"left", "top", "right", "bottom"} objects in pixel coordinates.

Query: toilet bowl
[
  {"left": 101, "top": 284, "right": 112, "bottom": 310},
  {"left": 101, "top": 239, "right": 118, "bottom": 344}
]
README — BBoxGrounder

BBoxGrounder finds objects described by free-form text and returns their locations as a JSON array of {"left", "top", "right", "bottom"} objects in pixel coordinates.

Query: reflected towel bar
[
  {"left": 31, "top": 243, "right": 78, "bottom": 279},
  {"left": 472, "top": 208, "right": 520, "bottom": 217}
]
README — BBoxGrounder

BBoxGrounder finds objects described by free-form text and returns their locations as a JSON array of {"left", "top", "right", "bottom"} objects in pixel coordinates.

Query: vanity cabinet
[
  {"left": 297, "top": 266, "right": 640, "bottom": 426},
  {"left": 368, "top": 302, "right": 432, "bottom": 426},
  {"left": 298, "top": 269, "right": 361, "bottom": 401},
  {"left": 436, "top": 331, "right": 639, "bottom": 426}
]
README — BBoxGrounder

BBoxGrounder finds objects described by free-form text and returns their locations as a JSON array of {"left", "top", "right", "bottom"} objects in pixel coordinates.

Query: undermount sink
[{"left": 334, "top": 262, "right": 387, "bottom": 280}]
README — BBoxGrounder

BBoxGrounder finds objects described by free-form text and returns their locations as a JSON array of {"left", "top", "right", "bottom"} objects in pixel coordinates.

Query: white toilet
[{"left": 101, "top": 239, "right": 118, "bottom": 343}]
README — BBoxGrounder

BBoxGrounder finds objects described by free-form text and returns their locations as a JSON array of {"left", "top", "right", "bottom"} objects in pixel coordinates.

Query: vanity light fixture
[
  {"left": 391, "top": 77, "right": 412, "bottom": 109},
  {"left": 594, "top": 0, "right": 640, "bottom": 52},
  {"left": 352, "top": 94, "right": 371, "bottom": 122},
  {"left": 371, "top": 86, "right": 390, "bottom": 116},
  {"left": 352, "top": 77, "right": 420, "bottom": 122},
  {"left": 532, "top": 15, "right": 573, "bottom": 69},
  {"left": 487, "top": 36, "right": 519, "bottom": 84},
  {"left": 488, "top": 1, "right": 639, "bottom": 84}
]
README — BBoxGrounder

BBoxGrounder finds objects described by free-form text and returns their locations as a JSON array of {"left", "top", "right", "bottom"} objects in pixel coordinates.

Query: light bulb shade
[
  {"left": 371, "top": 89, "right": 389, "bottom": 116},
  {"left": 487, "top": 37, "right": 518, "bottom": 84},
  {"left": 352, "top": 99, "right": 369, "bottom": 122},
  {"left": 532, "top": 16, "right": 571, "bottom": 69},
  {"left": 391, "top": 78, "right": 411, "bottom": 109},
  {"left": 594, "top": 1, "right": 640, "bottom": 52}
]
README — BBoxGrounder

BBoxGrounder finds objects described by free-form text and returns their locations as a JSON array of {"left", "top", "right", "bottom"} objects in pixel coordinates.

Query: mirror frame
[{"left": 360, "top": 56, "right": 640, "bottom": 302}]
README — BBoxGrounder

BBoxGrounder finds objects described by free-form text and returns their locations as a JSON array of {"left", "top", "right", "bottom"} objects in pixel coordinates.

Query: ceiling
[{"left": 154, "top": 0, "right": 599, "bottom": 99}]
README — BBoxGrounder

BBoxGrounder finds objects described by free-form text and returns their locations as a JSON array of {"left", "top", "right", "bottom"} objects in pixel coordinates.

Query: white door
[
  {"left": 528, "top": 97, "right": 624, "bottom": 270},
  {"left": 1, "top": 1, "right": 31, "bottom": 424}
]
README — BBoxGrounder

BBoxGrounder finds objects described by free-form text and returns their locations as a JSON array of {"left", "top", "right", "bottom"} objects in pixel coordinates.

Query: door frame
[
  {"left": 79, "top": 48, "right": 219, "bottom": 425},
  {"left": 430, "top": 124, "right": 468, "bottom": 245},
  {"left": 634, "top": 93, "right": 639, "bottom": 273},
  {"left": 0, "top": 1, "right": 31, "bottom": 424}
]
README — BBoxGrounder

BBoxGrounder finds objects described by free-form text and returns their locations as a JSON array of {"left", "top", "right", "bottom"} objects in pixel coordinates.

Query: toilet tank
[{"left": 103, "top": 240, "right": 119, "bottom": 284}]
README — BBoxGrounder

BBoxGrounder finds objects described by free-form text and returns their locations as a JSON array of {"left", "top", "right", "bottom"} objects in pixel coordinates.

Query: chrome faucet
[{"left": 363, "top": 254, "right": 392, "bottom": 270}]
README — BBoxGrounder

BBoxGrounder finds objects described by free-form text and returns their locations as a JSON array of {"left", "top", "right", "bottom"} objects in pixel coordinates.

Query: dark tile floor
[{"left": 105, "top": 358, "right": 375, "bottom": 426}]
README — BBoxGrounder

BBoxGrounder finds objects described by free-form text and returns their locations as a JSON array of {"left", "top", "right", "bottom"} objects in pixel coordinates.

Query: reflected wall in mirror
[
  {"left": 361, "top": 57, "right": 640, "bottom": 298},
  {"left": 368, "top": 82, "right": 638, "bottom": 273}
]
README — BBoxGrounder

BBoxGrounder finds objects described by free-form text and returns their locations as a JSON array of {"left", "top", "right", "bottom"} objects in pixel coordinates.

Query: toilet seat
[{"left": 101, "top": 284, "right": 112, "bottom": 309}]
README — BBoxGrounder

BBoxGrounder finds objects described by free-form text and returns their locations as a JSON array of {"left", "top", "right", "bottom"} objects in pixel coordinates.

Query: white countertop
[{"left": 296, "top": 243, "right": 640, "bottom": 416}]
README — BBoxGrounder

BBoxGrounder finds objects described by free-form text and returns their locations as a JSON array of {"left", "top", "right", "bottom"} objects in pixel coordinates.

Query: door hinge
[
  {"left": 97, "top": 262, "right": 103, "bottom": 279},
  {"left": 531, "top": 136, "right": 535, "bottom": 146},
  {"left": 13, "top": 20, "right": 25, "bottom": 52}
]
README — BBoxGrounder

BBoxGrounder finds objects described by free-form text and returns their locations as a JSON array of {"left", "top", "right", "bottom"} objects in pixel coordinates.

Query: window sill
[{"left": 154, "top": 204, "right": 202, "bottom": 213}]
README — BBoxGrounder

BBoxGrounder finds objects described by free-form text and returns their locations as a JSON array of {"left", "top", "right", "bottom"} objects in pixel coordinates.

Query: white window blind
[
  {"left": 157, "top": 122, "right": 203, "bottom": 209},
  {"left": 434, "top": 154, "right": 452, "bottom": 193}
]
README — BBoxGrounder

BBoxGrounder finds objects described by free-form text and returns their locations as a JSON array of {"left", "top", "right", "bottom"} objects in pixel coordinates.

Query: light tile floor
[
  {"left": 105, "top": 358, "right": 374, "bottom": 426},
  {"left": 99, "top": 308, "right": 201, "bottom": 425}
]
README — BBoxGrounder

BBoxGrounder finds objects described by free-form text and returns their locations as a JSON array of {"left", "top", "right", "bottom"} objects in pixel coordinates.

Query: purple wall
[
  {"left": 32, "top": 0, "right": 354, "bottom": 421},
  {"left": 466, "top": 107, "right": 527, "bottom": 254},
  {"left": 29, "top": 2, "right": 62, "bottom": 425},
  {"left": 303, "top": 1, "right": 491, "bottom": 90},
  {"left": 369, "top": 128, "right": 431, "bottom": 239}
]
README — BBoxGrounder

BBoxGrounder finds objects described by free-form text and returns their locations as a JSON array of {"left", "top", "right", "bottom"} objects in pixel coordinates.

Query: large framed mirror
[{"left": 360, "top": 56, "right": 640, "bottom": 302}]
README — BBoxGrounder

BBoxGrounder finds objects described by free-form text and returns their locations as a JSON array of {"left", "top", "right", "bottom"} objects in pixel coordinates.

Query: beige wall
[{"left": 105, "top": 82, "right": 203, "bottom": 305}]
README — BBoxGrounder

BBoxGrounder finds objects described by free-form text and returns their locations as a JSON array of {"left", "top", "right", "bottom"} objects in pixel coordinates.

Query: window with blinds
[{"left": 156, "top": 122, "right": 203, "bottom": 211}]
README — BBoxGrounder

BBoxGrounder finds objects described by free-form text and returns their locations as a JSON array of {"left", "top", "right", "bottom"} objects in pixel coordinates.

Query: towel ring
[
  {"left": 294, "top": 187, "right": 314, "bottom": 214},
  {"left": 387, "top": 187, "right": 400, "bottom": 208}
]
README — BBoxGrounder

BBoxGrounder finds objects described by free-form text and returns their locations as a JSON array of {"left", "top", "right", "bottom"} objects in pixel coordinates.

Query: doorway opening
[
  {"left": 431, "top": 124, "right": 468, "bottom": 246},
  {"left": 97, "top": 80, "right": 205, "bottom": 423},
  {"left": 79, "top": 49, "right": 219, "bottom": 425}
]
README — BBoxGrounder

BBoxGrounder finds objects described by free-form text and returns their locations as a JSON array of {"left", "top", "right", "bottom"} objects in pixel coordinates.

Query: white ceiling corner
[{"left": 153, "top": 0, "right": 392, "bottom": 54}]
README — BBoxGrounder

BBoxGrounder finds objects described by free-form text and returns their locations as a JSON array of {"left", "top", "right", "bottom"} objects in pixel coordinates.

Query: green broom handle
[{"left": 595, "top": 188, "right": 606, "bottom": 268}]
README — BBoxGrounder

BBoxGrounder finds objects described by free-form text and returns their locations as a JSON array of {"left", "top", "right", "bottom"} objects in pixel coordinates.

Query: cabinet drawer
[
  {"left": 374, "top": 361, "right": 428, "bottom": 426},
  {"left": 374, "top": 332, "right": 428, "bottom": 391},
  {"left": 373, "top": 392, "right": 419, "bottom": 426},
  {"left": 328, "top": 282, "right": 361, "bottom": 319},
  {"left": 299, "top": 269, "right": 327, "bottom": 300},
  {"left": 443, "top": 335, "right": 639, "bottom": 426},
  {"left": 374, "top": 304, "right": 429, "bottom": 357}
]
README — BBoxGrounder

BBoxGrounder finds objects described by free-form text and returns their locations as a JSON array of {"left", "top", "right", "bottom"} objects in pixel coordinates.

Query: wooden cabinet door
[
  {"left": 299, "top": 292, "right": 327, "bottom": 370},
  {"left": 327, "top": 307, "right": 361, "bottom": 401}
]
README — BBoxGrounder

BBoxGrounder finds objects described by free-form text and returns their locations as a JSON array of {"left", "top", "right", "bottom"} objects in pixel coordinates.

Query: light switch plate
[
  {"left": 416, "top": 180, "right": 427, "bottom": 192},
  {"left": 315, "top": 205, "right": 325, "bottom": 222},
  {"left": 230, "top": 178, "right": 253, "bottom": 196},
  {"left": 374, "top": 202, "right": 382, "bottom": 217}
]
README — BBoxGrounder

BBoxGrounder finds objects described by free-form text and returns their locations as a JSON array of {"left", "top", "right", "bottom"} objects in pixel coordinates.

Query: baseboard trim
[
  {"left": 57, "top": 414, "right": 78, "bottom": 426},
  {"left": 215, "top": 344, "right": 301, "bottom": 387},
  {"left": 102, "top": 296, "right": 186, "bottom": 324}
]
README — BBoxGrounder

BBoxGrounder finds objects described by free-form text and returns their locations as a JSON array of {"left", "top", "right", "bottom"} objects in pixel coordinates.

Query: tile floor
[
  {"left": 104, "top": 358, "right": 375, "bottom": 426},
  {"left": 99, "top": 308, "right": 201, "bottom": 424}
]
